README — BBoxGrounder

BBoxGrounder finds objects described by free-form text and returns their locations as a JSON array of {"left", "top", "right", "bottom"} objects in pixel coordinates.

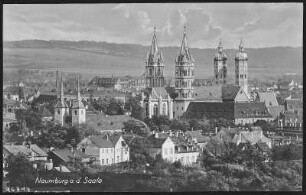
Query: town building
[{"left": 77, "top": 134, "right": 130, "bottom": 166}]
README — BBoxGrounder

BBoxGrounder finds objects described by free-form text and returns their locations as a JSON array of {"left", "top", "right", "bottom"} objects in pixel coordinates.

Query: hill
[{"left": 3, "top": 40, "right": 303, "bottom": 80}]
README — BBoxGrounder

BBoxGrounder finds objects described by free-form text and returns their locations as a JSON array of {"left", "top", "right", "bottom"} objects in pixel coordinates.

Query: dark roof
[
  {"left": 234, "top": 102, "right": 272, "bottom": 118},
  {"left": 267, "top": 105, "right": 285, "bottom": 119},
  {"left": 145, "top": 136, "right": 168, "bottom": 148},
  {"left": 285, "top": 99, "right": 303, "bottom": 110},
  {"left": 256, "top": 142, "right": 270, "bottom": 152},
  {"left": 185, "top": 102, "right": 234, "bottom": 120},
  {"left": 40, "top": 107, "right": 53, "bottom": 118},
  {"left": 51, "top": 148, "right": 89, "bottom": 163},
  {"left": 194, "top": 86, "right": 223, "bottom": 101},
  {"left": 90, "top": 135, "right": 116, "bottom": 148},
  {"left": 185, "top": 130, "right": 209, "bottom": 143},
  {"left": 4, "top": 144, "right": 47, "bottom": 157},
  {"left": 215, "top": 127, "right": 239, "bottom": 142},
  {"left": 222, "top": 85, "right": 241, "bottom": 101}
]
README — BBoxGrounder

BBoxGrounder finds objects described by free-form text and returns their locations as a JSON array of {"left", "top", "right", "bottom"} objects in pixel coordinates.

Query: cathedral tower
[
  {"left": 145, "top": 26, "right": 165, "bottom": 88},
  {"left": 235, "top": 38, "right": 248, "bottom": 94},
  {"left": 173, "top": 26, "right": 195, "bottom": 119},
  {"left": 71, "top": 76, "right": 86, "bottom": 126},
  {"left": 214, "top": 39, "right": 227, "bottom": 85},
  {"left": 54, "top": 73, "right": 69, "bottom": 126}
]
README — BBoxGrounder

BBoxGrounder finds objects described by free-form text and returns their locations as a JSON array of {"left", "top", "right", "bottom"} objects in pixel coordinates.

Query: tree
[
  {"left": 126, "top": 96, "right": 145, "bottom": 121},
  {"left": 123, "top": 119, "right": 151, "bottom": 137},
  {"left": 6, "top": 154, "right": 37, "bottom": 187}
]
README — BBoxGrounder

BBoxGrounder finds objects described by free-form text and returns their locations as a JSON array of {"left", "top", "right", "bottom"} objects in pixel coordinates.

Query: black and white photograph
[{"left": 2, "top": 2, "right": 303, "bottom": 192}]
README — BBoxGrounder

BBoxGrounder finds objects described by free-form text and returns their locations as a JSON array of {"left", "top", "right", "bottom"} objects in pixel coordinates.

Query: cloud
[{"left": 3, "top": 3, "right": 303, "bottom": 48}]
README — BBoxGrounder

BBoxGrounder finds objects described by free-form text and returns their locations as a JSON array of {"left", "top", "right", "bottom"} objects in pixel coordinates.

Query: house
[
  {"left": 257, "top": 91, "right": 279, "bottom": 107},
  {"left": 267, "top": 105, "right": 285, "bottom": 120},
  {"left": 285, "top": 99, "right": 303, "bottom": 112},
  {"left": 3, "top": 143, "right": 50, "bottom": 170},
  {"left": 39, "top": 106, "right": 53, "bottom": 122},
  {"left": 185, "top": 130, "right": 211, "bottom": 149},
  {"left": 48, "top": 148, "right": 91, "bottom": 171},
  {"left": 88, "top": 76, "right": 122, "bottom": 90},
  {"left": 278, "top": 111, "right": 302, "bottom": 129},
  {"left": 77, "top": 134, "right": 130, "bottom": 166},
  {"left": 142, "top": 132, "right": 201, "bottom": 166}
]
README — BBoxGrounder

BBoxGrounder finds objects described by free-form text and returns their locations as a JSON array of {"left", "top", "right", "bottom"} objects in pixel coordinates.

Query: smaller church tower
[
  {"left": 71, "top": 76, "right": 86, "bottom": 126},
  {"left": 55, "top": 69, "right": 60, "bottom": 89},
  {"left": 173, "top": 26, "right": 195, "bottom": 119},
  {"left": 54, "top": 73, "right": 69, "bottom": 126},
  {"left": 214, "top": 39, "right": 227, "bottom": 85},
  {"left": 145, "top": 26, "right": 165, "bottom": 88},
  {"left": 235, "top": 38, "right": 248, "bottom": 94}
]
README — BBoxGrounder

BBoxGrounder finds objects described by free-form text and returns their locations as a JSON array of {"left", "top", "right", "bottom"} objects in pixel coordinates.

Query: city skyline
[{"left": 3, "top": 3, "right": 303, "bottom": 49}]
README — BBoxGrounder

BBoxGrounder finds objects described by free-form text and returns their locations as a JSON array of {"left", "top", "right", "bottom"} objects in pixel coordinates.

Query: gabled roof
[
  {"left": 40, "top": 106, "right": 53, "bottom": 118},
  {"left": 4, "top": 144, "right": 47, "bottom": 157},
  {"left": 256, "top": 142, "right": 270, "bottom": 152},
  {"left": 185, "top": 130, "right": 209, "bottom": 143},
  {"left": 51, "top": 148, "right": 89, "bottom": 163},
  {"left": 185, "top": 102, "right": 234, "bottom": 120},
  {"left": 89, "top": 135, "right": 121, "bottom": 148},
  {"left": 257, "top": 91, "right": 279, "bottom": 107},
  {"left": 148, "top": 87, "right": 170, "bottom": 99},
  {"left": 285, "top": 99, "right": 303, "bottom": 110},
  {"left": 194, "top": 85, "right": 223, "bottom": 101},
  {"left": 86, "top": 114, "right": 133, "bottom": 131},
  {"left": 54, "top": 99, "right": 68, "bottom": 108},
  {"left": 234, "top": 102, "right": 272, "bottom": 118},
  {"left": 267, "top": 105, "right": 285, "bottom": 119},
  {"left": 145, "top": 136, "right": 167, "bottom": 148},
  {"left": 222, "top": 85, "right": 241, "bottom": 101},
  {"left": 71, "top": 99, "right": 85, "bottom": 109}
]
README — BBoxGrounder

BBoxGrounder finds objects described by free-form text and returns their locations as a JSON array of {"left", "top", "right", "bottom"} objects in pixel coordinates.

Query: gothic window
[
  {"left": 154, "top": 104, "right": 158, "bottom": 116},
  {"left": 146, "top": 104, "right": 149, "bottom": 116},
  {"left": 163, "top": 103, "right": 167, "bottom": 115},
  {"left": 157, "top": 68, "right": 161, "bottom": 76},
  {"left": 188, "top": 91, "right": 191, "bottom": 98},
  {"left": 149, "top": 68, "right": 152, "bottom": 76},
  {"left": 220, "top": 75, "right": 223, "bottom": 79},
  {"left": 175, "top": 69, "right": 178, "bottom": 77},
  {"left": 245, "top": 75, "right": 247, "bottom": 78},
  {"left": 237, "top": 75, "right": 239, "bottom": 79},
  {"left": 216, "top": 75, "right": 218, "bottom": 79},
  {"left": 58, "top": 109, "right": 60, "bottom": 114},
  {"left": 75, "top": 110, "right": 77, "bottom": 115}
]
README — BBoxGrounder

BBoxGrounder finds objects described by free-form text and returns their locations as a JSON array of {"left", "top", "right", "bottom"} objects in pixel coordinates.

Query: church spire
[
  {"left": 180, "top": 26, "right": 189, "bottom": 55},
  {"left": 150, "top": 26, "right": 158, "bottom": 56},
  {"left": 60, "top": 74, "right": 64, "bottom": 105},
  {"left": 77, "top": 75, "right": 81, "bottom": 103},
  {"left": 218, "top": 38, "right": 223, "bottom": 53},
  {"left": 239, "top": 37, "right": 244, "bottom": 52}
]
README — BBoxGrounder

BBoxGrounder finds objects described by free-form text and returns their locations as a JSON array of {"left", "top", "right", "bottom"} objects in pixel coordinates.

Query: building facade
[
  {"left": 173, "top": 27, "right": 195, "bottom": 119},
  {"left": 214, "top": 39, "right": 227, "bottom": 85},
  {"left": 145, "top": 27, "right": 165, "bottom": 88},
  {"left": 235, "top": 38, "right": 248, "bottom": 95}
]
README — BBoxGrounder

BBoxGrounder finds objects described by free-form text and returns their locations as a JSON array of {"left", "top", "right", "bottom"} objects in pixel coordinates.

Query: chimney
[
  {"left": 106, "top": 134, "right": 109, "bottom": 141},
  {"left": 169, "top": 130, "right": 173, "bottom": 137},
  {"left": 215, "top": 127, "right": 218, "bottom": 135},
  {"left": 50, "top": 147, "right": 55, "bottom": 152},
  {"left": 178, "top": 146, "right": 181, "bottom": 152},
  {"left": 176, "top": 131, "right": 179, "bottom": 137}
]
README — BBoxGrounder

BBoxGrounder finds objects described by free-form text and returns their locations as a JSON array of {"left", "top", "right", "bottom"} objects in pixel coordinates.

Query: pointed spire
[
  {"left": 180, "top": 26, "right": 189, "bottom": 54},
  {"left": 239, "top": 37, "right": 244, "bottom": 52},
  {"left": 60, "top": 75, "right": 64, "bottom": 105},
  {"left": 77, "top": 75, "right": 81, "bottom": 102},
  {"left": 150, "top": 26, "right": 159, "bottom": 56},
  {"left": 218, "top": 38, "right": 223, "bottom": 52}
]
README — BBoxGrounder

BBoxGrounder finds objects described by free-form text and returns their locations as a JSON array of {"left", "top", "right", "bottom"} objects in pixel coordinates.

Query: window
[
  {"left": 182, "top": 107, "right": 184, "bottom": 111},
  {"left": 82, "top": 148, "right": 85, "bottom": 153},
  {"left": 75, "top": 110, "right": 77, "bottom": 115},
  {"left": 57, "top": 109, "right": 60, "bottom": 114},
  {"left": 112, "top": 158, "right": 114, "bottom": 164},
  {"left": 102, "top": 149, "right": 104, "bottom": 153},
  {"left": 106, "top": 149, "right": 108, "bottom": 153},
  {"left": 106, "top": 159, "right": 108, "bottom": 164},
  {"left": 102, "top": 159, "right": 104, "bottom": 165},
  {"left": 111, "top": 149, "right": 113, "bottom": 153},
  {"left": 117, "top": 156, "right": 119, "bottom": 163}
]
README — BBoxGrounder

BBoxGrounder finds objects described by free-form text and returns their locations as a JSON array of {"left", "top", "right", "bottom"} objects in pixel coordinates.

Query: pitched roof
[
  {"left": 51, "top": 148, "right": 89, "bottom": 163},
  {"left": 256, "top": 142, "right": 270, "bottom": 152},
  {"left": 194, "top": 86, "right": 223, "bottom": 101},
  {"left": 222, "top": 85, "right": 241, "bottom": 101},
  {"left": 234, "top": 102, "right": 272, "bottom": 118},
  {"left": 90, "top": 135, "right": 118, "bottom": 148},
  {"left": 185, "top": 130, "right": 209, "bottom": 143},
  {"left": 40, "top": 107, "right": 53, "bottom": 118},
  {"left": 145, "top": 136, "right": 167, "bottom": 148},
  {"left": 257, "top": 91, "right": 279, "bottom": 107},
  {"left": 285, "top": 99, "right": 303, "bottom": 110},
  {"left": 185, "top": 102, "right": 234, "bottom": 120},
  {"left": 149, "top": 87, "right": 170, "bottom": 99},
  {"left": 267, "top": 105, "right": 285, "bottom": 119},
  {"left": 4, "top": 144, "right": 47, "bottom": 157}
]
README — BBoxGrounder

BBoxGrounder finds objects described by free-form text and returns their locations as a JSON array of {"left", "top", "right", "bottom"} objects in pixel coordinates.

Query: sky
[{"left": 3, "top": 3, "right": 303, "bottom": 48}]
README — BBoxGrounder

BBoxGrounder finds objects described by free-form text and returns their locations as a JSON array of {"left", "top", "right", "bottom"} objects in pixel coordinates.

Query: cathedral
[{"left": 141, "top": 26, "right": 250, "bottom": 120}]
